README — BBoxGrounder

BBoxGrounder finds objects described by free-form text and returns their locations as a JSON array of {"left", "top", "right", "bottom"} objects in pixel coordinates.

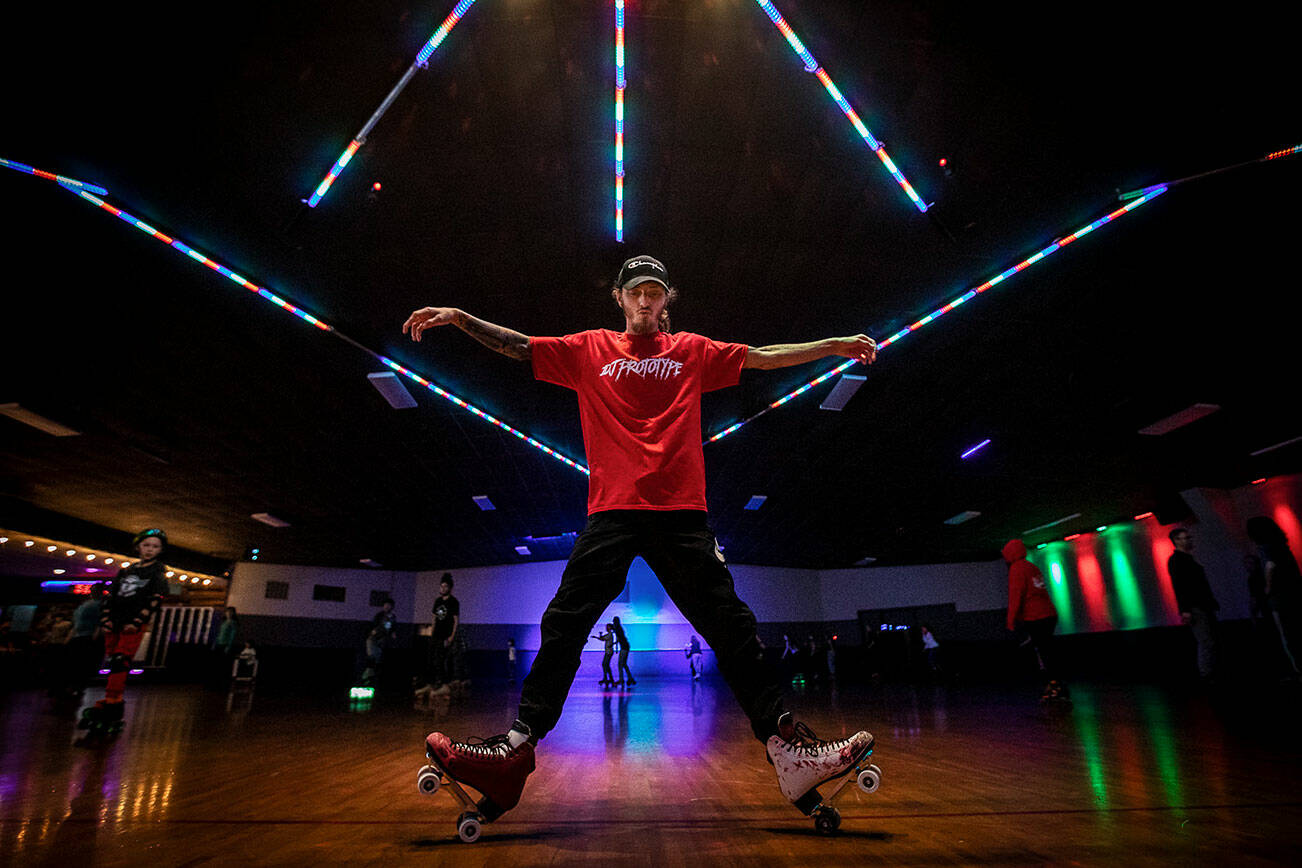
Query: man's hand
[
  {"left": 403, "top": 307, "right": 461, "bottom": 342},
  {"left": 832, "top": 335, "right": 877, "bottom": 365}
]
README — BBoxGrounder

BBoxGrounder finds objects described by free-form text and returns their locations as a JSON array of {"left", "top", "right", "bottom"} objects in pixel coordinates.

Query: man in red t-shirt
[{"left": 404, "top": 255, "right": 879, "bottom": 825}]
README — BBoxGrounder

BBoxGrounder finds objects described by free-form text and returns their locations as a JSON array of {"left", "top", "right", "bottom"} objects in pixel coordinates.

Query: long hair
[{"left": 611, "top": 615, "right": 628, "bottom": 644}]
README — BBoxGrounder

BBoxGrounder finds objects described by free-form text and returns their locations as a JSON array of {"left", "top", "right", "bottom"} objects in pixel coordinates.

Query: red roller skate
[{"left": 417, "top": 722, "right": 536, "bottom": 843}]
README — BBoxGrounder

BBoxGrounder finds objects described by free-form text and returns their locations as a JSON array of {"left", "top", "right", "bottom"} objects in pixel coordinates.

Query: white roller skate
[{"left": 766, "top": 711, "right": 880, "bottom": 834}]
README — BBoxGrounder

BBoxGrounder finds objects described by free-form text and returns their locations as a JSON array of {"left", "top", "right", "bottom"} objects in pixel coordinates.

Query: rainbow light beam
[
  {"left": 2, "top": 157, "right": 108, "bottom": 196},
  {"left": 56, "top": 182, "right": 589, "bottom": 476},
  {"left": 306, "top": 0, "right": 478, "bottom": 208},
  {"left": 614, "top": 0, "right": 626, "bottom": 242},
  {"left": 752, "top": 0, "right": 928, "bottom": 213},
  {"left": 707, "top": 186, "right": 1168, "bottom": 443}
]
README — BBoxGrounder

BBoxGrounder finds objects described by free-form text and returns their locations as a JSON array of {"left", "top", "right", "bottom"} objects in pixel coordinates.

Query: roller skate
[
  {"left": 417, "top": 721, "right": 536, "bottom": 843},
  {"left": 77, "top": 700, "right": 125, "bottom": 738},
  {"left": 766, "top": 712, "right": 880, "bottom": 835},
  {"left": 1039, "top": 680, "right": 1073, "bottom": 706}
]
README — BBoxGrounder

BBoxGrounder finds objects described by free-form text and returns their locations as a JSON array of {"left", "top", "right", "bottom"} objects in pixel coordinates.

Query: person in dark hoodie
[
  {"left": 1167, "top": 527, "right": 1219, "bottom": 682},
  {"left": 1003, "top": 539, "right": 1068, "bottom": 702}
]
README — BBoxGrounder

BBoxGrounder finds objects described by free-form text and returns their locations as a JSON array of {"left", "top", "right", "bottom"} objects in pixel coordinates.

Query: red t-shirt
[{"left": 531, "top": 329, "right": 748, "bottom": 514}]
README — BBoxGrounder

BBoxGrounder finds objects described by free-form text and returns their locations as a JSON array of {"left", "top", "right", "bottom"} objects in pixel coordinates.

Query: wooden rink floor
[{"left": 2, "top": 674, "right": 1300, "bottom": 866}]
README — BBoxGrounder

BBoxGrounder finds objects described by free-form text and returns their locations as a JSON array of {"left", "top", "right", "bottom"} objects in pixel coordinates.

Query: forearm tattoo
[{"left": 459, "top": 314, "right": 531, "bottom": 360}]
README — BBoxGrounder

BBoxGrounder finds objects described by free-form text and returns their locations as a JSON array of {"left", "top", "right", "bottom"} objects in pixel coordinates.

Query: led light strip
[
  {"left": 1119, "top": 142, "right": 1301, "bottom": 201},
  {"left": 306, "top": 0, "right": 478, "bottom": 208},
  {"left": 708, "top": 187, "right": 1168, "bottom": 443},
  {"left": 614, "top": 0, "right": 626, "bottom": 241},
  {"left": 752, "top": 0, "right": 928, "bottom": 213},
  {"left": 56, "top": 183, "right": 589, "bottom": 476},
  {"left": 2, "top": 156, "right": 108, "bottom": 195}
]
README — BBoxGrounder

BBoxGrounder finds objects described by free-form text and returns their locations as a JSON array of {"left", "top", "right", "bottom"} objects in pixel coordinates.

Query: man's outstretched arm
[
  {"left": 402, "top": 307, "right": 531, "bottom": 361},
  {"left": 742, "top": 335, "right": 876, "bottom": 370}
]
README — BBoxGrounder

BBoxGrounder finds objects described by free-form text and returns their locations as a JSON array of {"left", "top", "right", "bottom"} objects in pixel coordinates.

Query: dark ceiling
[{"left": 2, "top": 0, "right": 1298, "bottom": 575}]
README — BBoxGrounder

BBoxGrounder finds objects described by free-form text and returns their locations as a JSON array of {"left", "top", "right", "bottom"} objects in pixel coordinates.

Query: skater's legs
[
  {"left": 517, "top": 514, "right": 638, "bottom": 739},
  {"left": 101, "top": 630, "right": 144, "bottom": 703},
  {"left": 600, "top": 652, "right": 614, "bottom": 684},
  {"left": 641, "top": 514, "right": 784, "bottom": 742},
  {"left": 1023, "top": 615, "right": 1059, "bottom": 683}
]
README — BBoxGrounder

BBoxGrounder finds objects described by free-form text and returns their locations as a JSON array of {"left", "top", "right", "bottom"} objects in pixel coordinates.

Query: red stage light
[
  {"left": 1252, "top": 478, "right": 1267, "bottom": 485},
  {"left": 938, "top": 157, "right": 947, "bottom": 167},
  {"left": 1133, "top": 512, "right": 1154, "bottom": 521},
  {"left": 372, "top": 182, "right": 382, "bottom": 191}
]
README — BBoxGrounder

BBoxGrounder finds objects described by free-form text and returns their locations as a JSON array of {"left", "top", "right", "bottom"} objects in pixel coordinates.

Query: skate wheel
[
  {"left": 457, "top": 811, "right": 483, "bottom": 843},
  {"left": 813, "top": 806, "right": 841, "bottom": 835},
  {"left": 857, "top": 767, "right": 881, "bottom": 794},
  {"left": 417, "top": 767, "right": 442, "bottom": 796}
]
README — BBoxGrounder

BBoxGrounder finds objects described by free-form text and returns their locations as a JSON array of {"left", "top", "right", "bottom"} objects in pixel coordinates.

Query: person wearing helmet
[
  {"left": 403, "top": 255, "right": 878, "bottom": 826},
  {"left": 79, "top": 528, "right": 171, "bottom": 734}
]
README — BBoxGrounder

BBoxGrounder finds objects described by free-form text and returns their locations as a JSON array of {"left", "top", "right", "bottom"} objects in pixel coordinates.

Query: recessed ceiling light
[
  {"left": 515, "top": 545, "right": 530, "bottom": 555},
  {"left": 819, "top": 374, "right": 866, "bottom": 411},
  {"left": 366, "top": 372, "right": 418, "bottom": 409}
]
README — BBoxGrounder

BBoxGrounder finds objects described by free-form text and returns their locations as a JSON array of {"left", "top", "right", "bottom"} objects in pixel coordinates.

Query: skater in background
[
  {"left": 920, "top": 624, "right": 942, "bottom": 676},
  {"left": 506, "top": 638, "right": 518, "bottom": 683},
  {"left": 611, "top": 616, "right": 635, "bottom": 686},
  {"left": 213, "top": 606, "right": 240, "bottom": 682},
  {"left": 81, "top": 529, "right": 170, "bottom": 733},
  {"left": 593, "top": 622, "right": 616, "bottom": 686},
  {"left": 1247, "top": 516, "right": 1302, "bottom": 680},
  {"left": 362, "top": 599, "right": 397, "bottom": 686},
  {"left": 1004, "top": 539, "right": 1068, "bottom": 702},
  {"left": 1167, "top": 527, "right": 1219, "bottom": 682},
  {"left": 685, "top": 634, "right": 702, "bottom": 680}
]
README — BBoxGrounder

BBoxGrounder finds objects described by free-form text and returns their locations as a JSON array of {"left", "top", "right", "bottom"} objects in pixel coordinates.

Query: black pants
[
  {"left": 517, "top": 510, "right": 784, "bottom": 742},
  {"left": 1023, "top": 615, "right": 1059, "bottom": 680}
]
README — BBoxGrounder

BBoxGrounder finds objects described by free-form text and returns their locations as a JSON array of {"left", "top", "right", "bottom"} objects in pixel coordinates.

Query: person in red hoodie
[{"left": 1003, "top": 539, "right": 1068, "bottom": 702}]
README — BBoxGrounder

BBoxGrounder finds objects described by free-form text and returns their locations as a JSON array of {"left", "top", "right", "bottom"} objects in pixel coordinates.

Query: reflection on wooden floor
[{"left": 2, "top": 674, "right": 1301, "bottom": 865}]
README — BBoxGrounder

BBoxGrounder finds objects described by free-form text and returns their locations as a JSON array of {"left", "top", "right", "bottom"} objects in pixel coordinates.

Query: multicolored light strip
[
  {"left": 1, "top": 156, "right": 108, "bottom": 195},
  {"left": 55, "top": 183, "right": 589, "bottom": 476},
  {"left": 377, "top": 356, "right": 589, "bottom": 475},
  {"left": 752, "top": 1, "right": 928, "bottom": 213},
  {"left": 614, "top": 0, "right": 626, "bottom": 241},
  {"left": 306, "top": 0, "right": 478, "bottom": 208},
  {"left": 707, "top": 186, "right": 1168, "bottom": 443},
  {"left": 62, "top": 184, "right": 333, "bottom": 332}
]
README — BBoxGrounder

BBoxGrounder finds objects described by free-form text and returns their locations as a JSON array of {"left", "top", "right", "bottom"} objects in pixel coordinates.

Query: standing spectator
[
  {"left": 65, "top": 586, "right": 105, "bottom": 696},
  {"left": 506, "top": 639, "right": 518, "bottom": 683},
  {"left": 1167, "top": 527, "right": 1219, "bottom": 682},
  {"left": 1246, "top": 517, "right": 1301, "bottom": 680},
  {"left": 362, "top": 599, "right": 398, "bottom": 686},
  {"left": 1004, "top": 539, "right": 1068, "bottom": 701},
  {"left": 423, "top": 574, "right": 463, "bottom": 696},
  {"left": 213, "top": 606, "right": 239, "bottom": 681}
]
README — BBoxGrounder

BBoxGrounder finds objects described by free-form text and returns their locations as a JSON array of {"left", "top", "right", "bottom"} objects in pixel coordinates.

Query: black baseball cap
[{"left": 617, "top": 255, "right": 669, "bottom": 291}]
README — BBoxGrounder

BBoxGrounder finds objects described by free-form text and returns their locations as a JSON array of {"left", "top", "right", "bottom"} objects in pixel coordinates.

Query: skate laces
[
  {"left": 786, "top": 721, "right": 852, "bottom": 756},
  {"left": 455, "top": 733, "right": 515, "bottom": 758}
]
